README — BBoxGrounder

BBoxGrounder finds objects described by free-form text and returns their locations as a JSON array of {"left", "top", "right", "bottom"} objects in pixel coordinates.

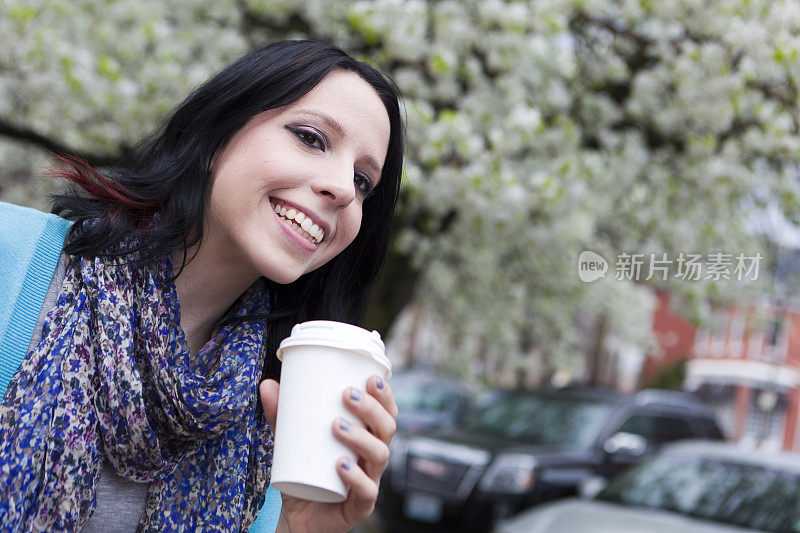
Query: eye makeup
[
  {"left": 354, "top": 172, "right": 374, "bottom": 196},
  {"left": 285, "top": 125, "right": 327, "bottom": 151},
  {"left": 285, "top": 118, "right": 380, "bottom": 198}
]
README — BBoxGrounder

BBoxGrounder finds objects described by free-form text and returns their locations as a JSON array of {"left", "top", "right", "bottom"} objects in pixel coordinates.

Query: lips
[{"left": 269, "top": 198, "right": 329, "bottom": 248}]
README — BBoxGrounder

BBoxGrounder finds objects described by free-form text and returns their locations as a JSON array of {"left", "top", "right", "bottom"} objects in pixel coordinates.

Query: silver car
[{"left": 496, "top": 441, "right": 800, "bottom": 533}]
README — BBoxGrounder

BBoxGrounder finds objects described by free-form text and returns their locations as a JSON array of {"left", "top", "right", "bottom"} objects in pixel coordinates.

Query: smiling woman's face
[{"left": 204, "top": 69, "right": 391, "bottom": 285}]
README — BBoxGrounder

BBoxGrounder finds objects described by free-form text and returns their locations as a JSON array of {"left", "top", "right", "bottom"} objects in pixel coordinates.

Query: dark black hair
[{"left": 52, "top": 40, "right": 404, "bottom": 378}]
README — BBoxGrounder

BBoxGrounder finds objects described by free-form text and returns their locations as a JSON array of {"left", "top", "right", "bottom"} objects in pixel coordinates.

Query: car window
[
  {"left": 462, "top": 394, "right": 615, "bottom": 448},
  {"left": 597, "top": 454, "right": 800, "bottom": 532},
  {"left": 394, "top": 383, "right": 467, "bottom": 413},
  {"left": 616, "top": 414, "right": 694, "bottom": 446},
  {"left": 698, "top": 417, "right": 725, "bottom": 440}
]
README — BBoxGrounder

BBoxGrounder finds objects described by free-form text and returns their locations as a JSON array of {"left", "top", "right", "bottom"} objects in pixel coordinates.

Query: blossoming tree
[{"left": 2, "top": 0, "right": 798, "bottom": 380}]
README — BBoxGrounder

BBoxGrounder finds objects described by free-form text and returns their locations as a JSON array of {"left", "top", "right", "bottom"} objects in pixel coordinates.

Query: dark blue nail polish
[
  {"left": 376, "top": 378, "right": 385, "bottom": 390},
  {"left": 342, "top": 460, "right": 351, "bottom": 471},
  {"left": 340, "top": 419, "right": 351, "bottom": 431},
  {"left": 350, "top": 388, "right": 362, "bottom": 401}
]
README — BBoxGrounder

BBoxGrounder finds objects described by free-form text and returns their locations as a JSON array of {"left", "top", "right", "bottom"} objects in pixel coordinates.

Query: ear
[{"left": 208, "top": 148, "right": 221, "bottom": 175}]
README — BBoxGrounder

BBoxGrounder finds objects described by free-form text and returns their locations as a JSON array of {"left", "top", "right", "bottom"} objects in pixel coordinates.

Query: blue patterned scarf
[{"left": 0, "top": 252, "right": 272, "bottom": 531}]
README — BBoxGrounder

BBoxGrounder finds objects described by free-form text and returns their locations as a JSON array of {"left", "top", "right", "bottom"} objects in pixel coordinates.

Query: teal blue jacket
[{"left": 0, "top": 202, "right": 280, "bottom": 532}]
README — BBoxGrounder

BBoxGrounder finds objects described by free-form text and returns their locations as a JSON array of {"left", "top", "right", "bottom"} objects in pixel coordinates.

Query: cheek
[
  {"left": 205, "top": 177, "right": 248, "bottom": 232},
  {"left": 335, "top": 209, "right": 363, "bottom": 253},
  {"left": 345, "top": 210, "right": 364, "bottom": 246}
]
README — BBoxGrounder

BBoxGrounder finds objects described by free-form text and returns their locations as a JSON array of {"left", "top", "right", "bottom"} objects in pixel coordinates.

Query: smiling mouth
[{"left": 270, "top": 200, "right": 325, "bottom": 244}]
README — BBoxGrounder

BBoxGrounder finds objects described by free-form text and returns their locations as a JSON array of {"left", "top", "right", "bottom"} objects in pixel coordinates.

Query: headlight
[
  {"left": 388, "top": 433, "right": 408, "bottom": 472},
  {"left": 479, "top": 453, "right": 537, "bottom": 494}
]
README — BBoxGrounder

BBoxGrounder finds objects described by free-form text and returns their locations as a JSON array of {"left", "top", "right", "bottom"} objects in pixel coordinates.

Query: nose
[{"left": 312, "top": 161, "right": 356, "bottom": 206}]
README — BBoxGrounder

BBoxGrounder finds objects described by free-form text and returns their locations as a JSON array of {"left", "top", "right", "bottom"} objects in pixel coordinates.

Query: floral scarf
[{"left": 0, "top": 251, "right": 272, "bottom": 531}]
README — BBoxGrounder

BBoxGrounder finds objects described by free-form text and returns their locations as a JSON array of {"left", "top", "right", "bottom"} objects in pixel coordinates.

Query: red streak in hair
[{"left": 48, "top": 153, "right": 157, "bottom": 213}]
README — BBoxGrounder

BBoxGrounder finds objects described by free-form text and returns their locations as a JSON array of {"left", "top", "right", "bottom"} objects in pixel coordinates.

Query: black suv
[{"left": 377, "top": 387, "right": 725, "bottom": 533}]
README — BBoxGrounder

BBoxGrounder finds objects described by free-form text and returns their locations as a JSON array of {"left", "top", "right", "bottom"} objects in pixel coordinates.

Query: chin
[
  {"left": 257, "top": 261, "right": 309, "bottom": 285},
  {"left": 262, "top": 271, "right": 303, "bottom": 285}
]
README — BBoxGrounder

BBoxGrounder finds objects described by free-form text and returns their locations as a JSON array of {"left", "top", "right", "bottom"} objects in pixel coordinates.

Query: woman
[{"left": 0, "top": 40, "right": 402, "bottom": 532}]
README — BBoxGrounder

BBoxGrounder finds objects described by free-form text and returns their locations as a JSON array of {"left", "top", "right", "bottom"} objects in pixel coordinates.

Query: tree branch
[
  {"left": 0, "top": 118, "right": 122, "bottom": 167},
  {"left": 239, "top": 4, "right": 315, "bottom": 38},
  {"left": 747, "top": 80, "right": 800, "bottom": 133}
]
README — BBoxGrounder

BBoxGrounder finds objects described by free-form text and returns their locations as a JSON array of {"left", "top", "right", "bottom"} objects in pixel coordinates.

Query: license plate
[{"left": 403, "top": 494, "right": 443, "bottom": 523}]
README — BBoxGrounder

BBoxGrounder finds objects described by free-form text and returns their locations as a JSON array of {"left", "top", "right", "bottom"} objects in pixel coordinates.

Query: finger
[
  {"left": 366, "top": 375, "right": 399, "bottom": 419},
  {"left": 259, "top": 379, "right": 280, "bottom": 431},
  {"left": 343, "top": 386, "right": 397, "bottom": 444},
  {"left": 337, "top": 456, "right": 379, "bottom": 522},
  {"left": 333, "top": 417, "right": 390, "bottom": 481}
]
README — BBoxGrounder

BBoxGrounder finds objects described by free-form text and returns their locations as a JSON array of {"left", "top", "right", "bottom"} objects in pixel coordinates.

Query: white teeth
[
  {"left": 292, "top": 221, "right": 316, "bottom": 243},
  {"left": 271, "top": 202, "right": 324, "bottom": 244}
]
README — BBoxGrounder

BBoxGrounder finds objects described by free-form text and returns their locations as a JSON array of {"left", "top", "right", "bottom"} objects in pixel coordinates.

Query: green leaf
[
  {"left": 97, "top": 55, "right": 122, "bottom": 81},
  {"left": 430, "top": 53, "right": 450, "bottom": 74},
  {"left": 8, "top": 5, "right": 39, "bottom": 26},
  {"left": 346, "top": 9, "right": 381, "bottom": 46}
]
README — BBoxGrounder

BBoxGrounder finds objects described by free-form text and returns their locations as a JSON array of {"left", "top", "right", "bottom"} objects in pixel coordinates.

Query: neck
[{"left": 172, "top": 240, "right": 260, "bottom": 355}]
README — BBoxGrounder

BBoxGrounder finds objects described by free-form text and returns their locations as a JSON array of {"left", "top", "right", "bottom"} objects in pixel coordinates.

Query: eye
[
  {"left": 287, "top": 126, "right": 326, "bottom": 151},
  {"left": 354, "top": 172, "right": 374, "bottom": 196}
]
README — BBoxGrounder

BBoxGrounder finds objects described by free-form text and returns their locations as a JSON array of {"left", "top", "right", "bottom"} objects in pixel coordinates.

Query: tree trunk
[
  {"left": 588, "top": 314, "right": 607, "bottom": 386},
  {"left": 364, "top": 238, "right": 419, "bottom": 336}
]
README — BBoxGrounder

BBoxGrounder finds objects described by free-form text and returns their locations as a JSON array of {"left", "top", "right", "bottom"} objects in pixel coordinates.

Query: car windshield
[
  {"left": 460, "top": 393, "right": 614, "bottom": 447},
  {"left": 393, "top": 381, "right": 466, "bottom": 413},
  {"left": 597, "top": 454, "right": 800, "bottom": 533}
]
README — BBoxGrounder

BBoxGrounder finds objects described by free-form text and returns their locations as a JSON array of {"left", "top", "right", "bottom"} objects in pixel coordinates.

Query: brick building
[{"left": 650, "top": 290, "right": 800, "bottom": 451}]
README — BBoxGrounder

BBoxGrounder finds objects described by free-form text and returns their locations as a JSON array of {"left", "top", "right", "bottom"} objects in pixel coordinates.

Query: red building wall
[
  {"left": 642, "top": 290, "right": 697, "bottom": 382},
  {"left": 645, "top": 291, "right": 800, "bottom": 451}
]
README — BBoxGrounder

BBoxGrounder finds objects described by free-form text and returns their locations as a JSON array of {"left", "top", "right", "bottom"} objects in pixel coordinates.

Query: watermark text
[{"left": 577, "top": 251, "right": 762, "bottom": 283}]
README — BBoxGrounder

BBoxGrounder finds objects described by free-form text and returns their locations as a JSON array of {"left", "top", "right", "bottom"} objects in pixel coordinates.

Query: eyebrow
[{"left": 292, "top": 109, "right": 384, "bottom": 177}]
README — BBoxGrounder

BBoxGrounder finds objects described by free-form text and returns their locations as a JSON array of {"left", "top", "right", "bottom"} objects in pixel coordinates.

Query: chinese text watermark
[{"left": 578, "top": 251, "right": 762, "bottom": 283}]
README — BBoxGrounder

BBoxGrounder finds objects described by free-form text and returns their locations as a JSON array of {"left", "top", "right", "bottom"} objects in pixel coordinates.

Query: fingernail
[
  {"left": 342, "top": 460, "right": 351, "bottom": 471},
  {"left": 340, "top": 419, "right": 351, "bottom": 431},
  {"left": 376, "top": 377, "right": 385, "bottom": 390},
  {"left": 350, "top": 388, "right": 362, "bottom": 401}
]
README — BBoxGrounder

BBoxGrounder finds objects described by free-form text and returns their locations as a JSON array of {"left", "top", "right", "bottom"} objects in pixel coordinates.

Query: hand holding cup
[{"left": 259, "top": 321, "right": 398, "bottom": 532}]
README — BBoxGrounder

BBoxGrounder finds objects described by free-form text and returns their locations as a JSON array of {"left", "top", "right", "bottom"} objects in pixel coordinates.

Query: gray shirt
[{"left": 27, "top": 253, "right": 148, "bottom": 531}]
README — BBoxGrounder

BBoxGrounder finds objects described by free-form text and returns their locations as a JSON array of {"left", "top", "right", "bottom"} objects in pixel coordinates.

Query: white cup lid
[{"left": 277, "top": 320, "right": 391, "bottom": 378}]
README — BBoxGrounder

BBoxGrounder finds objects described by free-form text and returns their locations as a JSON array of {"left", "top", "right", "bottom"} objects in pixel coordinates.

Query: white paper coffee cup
[{"left": 270, "top": 320, "right": 391, "bottom": 503}]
